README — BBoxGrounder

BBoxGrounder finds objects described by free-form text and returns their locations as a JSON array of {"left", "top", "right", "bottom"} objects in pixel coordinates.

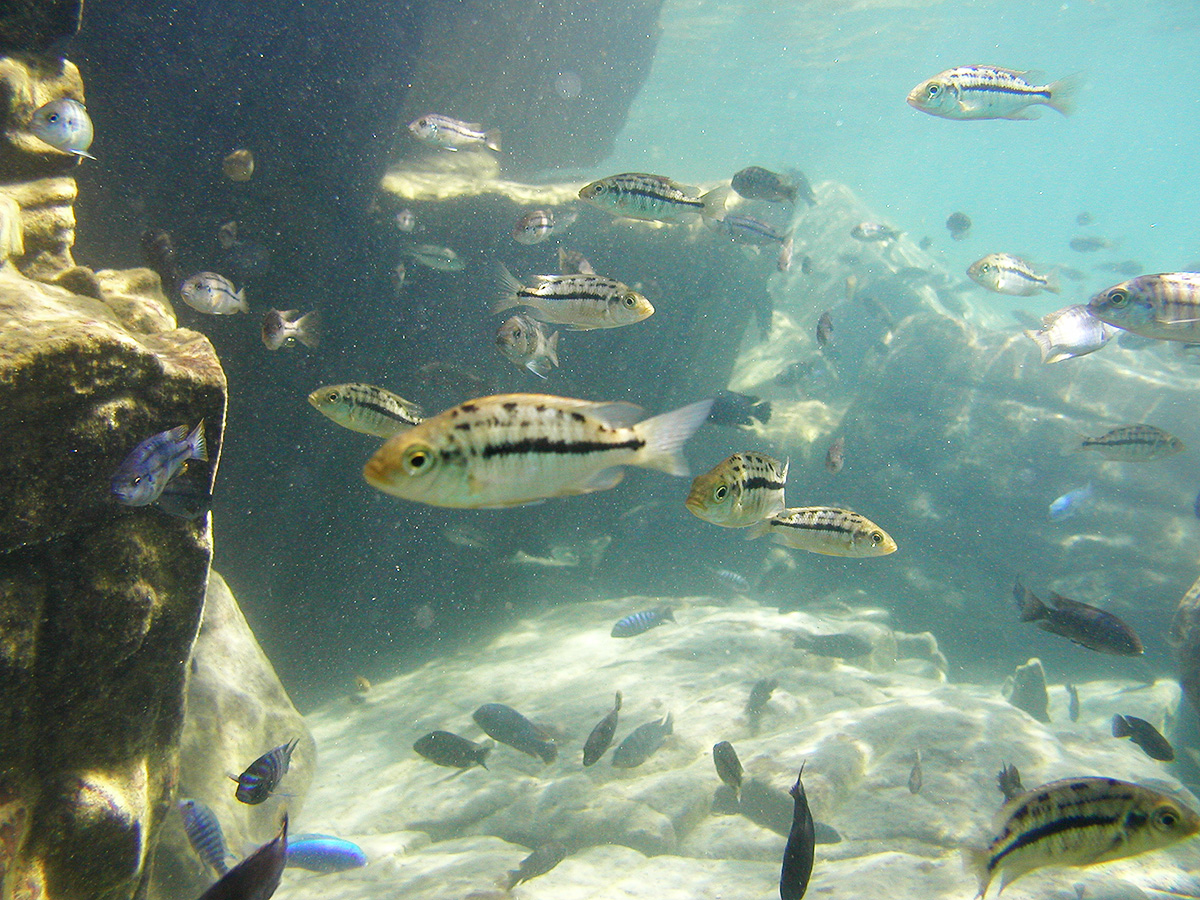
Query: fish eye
[
  {"left": 870, "top": 531, "right": 884, "bottom": 545},
  {"left": 132, "top": 476, "right": 142, "bottom": 485},
  {"left": 927, "top": 84, "right": 939, "bottom": 96},
  {"left": 327, "top": 391, "right": 339, "bottom": 403},
  {"left": 713, "top": 485, "right": 728, "bottom": 501},
  {"left": 623, "top": 293, "right": 638, "bottom": 307},
  {"left": 980, "top": 263, "right": 991, "bottom": 273},
  {"left": 402, "top": 445, "right": 435, "bottom": 475},
  {"left": 1154, "top": 807, "right": 1179, "bottom": 829},
  {"left": 1107, "top": 289, "right": 1128, "bottom": 308},
  {"left": 512, "top": 327, "right": 522, "bottom": 338}
]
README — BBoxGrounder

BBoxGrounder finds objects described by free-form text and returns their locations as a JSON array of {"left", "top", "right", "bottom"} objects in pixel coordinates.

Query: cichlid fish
[
  {"left": 731, "top": 166, "right": 814, "bottom": 205},
  {"left": 1088, "top": 273, "right": 1200, "bottom": 342},
  {"left": 997, "top": 763, "right": 1024, "bottom": 802},
  {"left": 748, "top": 507, "right": 897, "bottom": 558},
  {"left": 685, "top": 452, "right": 788, "bottom": 528},
  {"left": 181, "top": 272, "right": 248, "bottom": 315},
  {"left": 308, "top": 383, "right": 424, "bottom": 438},
  {"left": 558, "top": 247, "right": 595, "bottom": 275},
  {"left": 1025, "top": 305, "right": 1114, "bottom": 363},
  {"left": 851, "top": 222, "right": 900, "bottom": 242},
  {"left": 971, "top": 777, "right": 1199, "bottom": 897},
  {"left": 404, "top": 243, "right": 464, "bottom": 272},
  {"left": 1048, "top": 483, "right": 1094, "bottom": 520},
  {"left": 746, "top": 677, "right": 777, "bottom": 733},
  {"left": 505, "top": 842, "right": 567, "bottom": 890},
  {"left": 612, "top": 713, "right": 673, "bottom": 768},
  {"left": 583, "top": 691, "right": 622, "bottom": 766},
  {"left": 816, "top": 311, "right": 834, "bottom": 349},
  {"left": 413, "top": 731, "right": 491, "bottom": 769},
  {"left": 710, "top": 213, "right": 791, "bottom": 247},
  {"left": 179, "top": 798, "right": 231, "bottom": 875},
  {"left": 394, "top": 209, "right": 418, "bottom": 232},
  {"left": 261, "top": 309, "right": 319, "bottom": 350},
  {"left": 1067, "top": 684, "right": 1080, "bottom": 722},
  {"left": 495, "top": 264, "right": 653, "bottom": 330},
  {"left": 111, "top": 422, "right": 207, "bottom": 507},
  {"left": 198, "top": 814, "right": 287, "bottom": 900},
  {"left": 496, "top": 314, "right": 560, "bottom": 378},
  {"left": 513, "top": 209, "right": 578, "bottom": 245},
  {"left": 140, "top": 229, "right": 181, "bottom": 296},
  {"left": 363, "top": 394, "right": 712, "bottom": 509},
  {"left": 29, "top": 98, "right": 94, "bottom": 159},
  {"left": 408, "top": 113, "right": 500, "bottom": 151},
  {"left": 907, "top": 66, "right": 1080, "bottom": 120},
  {"left": 1112, "top": 714, "right": 1174, "bottom": 762},
  {"left": 1071, "top": 235, "right": 1115, "bottom": 252},
  {"left": 709, "top": 390, "right": 771, "bottom": 427},
  {"left": 968, "top": 253, "right": 1059, "bottom": 296},
  {"left": 1014, "top": 579, "right": 1143, "bottom": 656},
  {"left": 1078, "top": 424, "right": 1184, "bottom": 461},
  {"left": 611, "top": 607, "right": 674, "bottom": 638},
  {"left": 780, "top": 765, "right": 815, "bottom": 900},
  {"left": 946, "top": 212, "right": 972, "bottom": 240},
  {"left": 824, "top": 437, "right": 845, "bottom": 474},
  {"left": 234, "top": 739, "right": 298, "bottom": 805},
  {"left": 472, "top": 703, "right": 557, "bottom": 764},
  {"left": 908, "top": 750, "right": 923, "bottom": 794},
  {"left": 286, "top": 834, "right": 367, "bottom": 873},
  {"left": 579, "top": 172, "right": 729, "bottom": 223},
  {"left": 712, "top": 741, "right": 743, "bottom": 797}
]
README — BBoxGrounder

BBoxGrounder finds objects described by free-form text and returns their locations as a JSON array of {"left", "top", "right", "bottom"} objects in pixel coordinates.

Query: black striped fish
[
  {"left": 685, "top": 452, "right": 788, "bottom": 528},
  {"left": 611, "top": 607, "right": 674, "bottom": 638},
  {"left": 179, "top": 798, "right": 231, "bottom": 875},
  {"left": 1077, "top": 424, "right": 1183, "bottom": 461},
  {"left": 907, "top": 66, "right": 1080, "bottom": 120},
  {"left": 747, "top": 507, "right": 896, "bottom": 557},
  {"left": 234, "top": 739, "right": 298, "bottom": 805},
  {"left": 1088, "top": 273, "right": 1200, "bottom": 342},
  {"left": 971, "top": 777, "right": 1200, "bottom": 897},
  {"left": 308, "top": 383, "right": 425, "bottom": 438},
  {"left": 363, "top": 393, "right": 713, "bottom": 508},
  {"left": 579, "top": 172, "right": 729, "bottom": 223},
  {"left": 496, "top": 265, "right": 653, "bottom": 330},
  {"left": 968, "top": 253, "right": 1059, "bottom": 296},
  {"left": 407, "top": 113, "right": 500, "bottom": 151}
]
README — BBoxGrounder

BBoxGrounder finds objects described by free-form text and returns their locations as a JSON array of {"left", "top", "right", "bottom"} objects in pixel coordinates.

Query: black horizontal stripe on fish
[
  {"left": 521, "top": 289, "right": 622, "bottom": 302},
  {"left": 619, "top": 185, "right": 702, "bottom": 208},
  {"left": 744, "top": 475, "right": 785, "bottom": 491},
  {"left": 356, "top": 399, "right": 413, "bottom": 423},
  {"left": 961, "top": 83, "right": 1049, "bottom": 98},
  {"left": 775, "top": 518, "right": 857, "bottom": 534},
  {"left": 481, "top": 436, "right": 644, "bottom": 459},
  {"left": 1086, "top": 438, "right": 1162, "bottom": 447},
  {"left": 990, "top": 812, "right": 1121, "bottom": 870}
]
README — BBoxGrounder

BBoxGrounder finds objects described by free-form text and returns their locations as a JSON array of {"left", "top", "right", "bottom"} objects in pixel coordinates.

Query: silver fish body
[
  {"left": 1088, "top": 273, "right": 1200, "bottom": 342},
  {"left": 29, "top": 98, "right": 95, "bottom": 159},
  {"left": 685, "top": 452, "right": 788, "bottom": 527},
  {"left": 308, "top": 383, "right": 424, "bottom": 437},
  {"left": 404, "top": 243, "right": 464, "bottom": 271},
  {"left": 1025, "top": 305, "right": 1113, "bottom": 363},
  {"left": 968, "top": 253, "right": 1058, "bottom": 296},
  {"left": 407, "top": 113, "right": 500, "bottom": 151},
  {"left": 495, "top": 264, "right": 653, "bottom": 330},
  {"left": 262, "top": 309, "right": 319, "bottom": 350},
  {"left": 747, "top": 507, "right": 897, "bottom": 557},
  {"left": 907, "top": 66, "right": 1080, "bottom": 120},
  {"left": 579, "top": 172, "right": 729, "bottom": 223},
  {"left": 496, "top": 314, "right": 560, "bottom": 378},
  {"left": 363, "top": 393, "right": 713, "bottom": 508},
  {"left": 710, "top": 214, "right": 789, "bottom": 246},
  {"left": 513, "top": 209, "right": 578, "bottom": 245},
  {"left": 180, "top": 272, "right": 247, "bottom": 315},
  {"left": 111, "top": 421, "right": 207, "bottom": 506},
  {"left": 1078, "top": 424, "right": 1184, "bottom": 461}
]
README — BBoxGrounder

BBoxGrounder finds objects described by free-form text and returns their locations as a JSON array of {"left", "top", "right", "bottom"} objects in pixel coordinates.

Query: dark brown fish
[
  {"left": 945, "top": 212, "right": 971, "bottom": 240},
  {"left": 824, "top": 436, "right": 845, "bottom": 474},
  {"left": 746, "top": 677, "right": 777, "bottom": 734},
  {"left": 413, "top": 731, "right": 491, "bottom": 769},
  {"left": 779, "top": 764, "right": 815, "bottom": 900},
  {"left": 140, "top": 229, "right": 181, "bottom": 297},
  {"left": 1014, "top": 579, "right": 1143, "bottom": 656},
  {"left": 712, "top": 741, "right": 743, "bottom": 796},
  {"left": 197, "top": 814, "right": 287, "bottom": 900},
  {"left": 794, "top": 631, "right": 872, "bottom": 657},
  {"left": 997, "top": 763, "right": 1023, "bottom": 802},
  {"left": 1112, "top": 714, "right": 1174, "bottom": 761},
  {"left": 582, "top": 691, "right": 621, "bottom": 766},
  {"left": 731, "top": 165, "right": 815, "bottom": 205},
  {"left": 908, "top": 750, "right": 923, "bottom": 794},
  {"left": 1070, "top": 235, "right": 1114, "bottom": 252},
  {"left": 816, "top": 311, "right": 833, "bottom": 349},
  {"left": 505, "top": 841, "right": 567, "bottom": 889},
  {"left": 1171, "top": 573, "right": 1200, "bottom": 717}
]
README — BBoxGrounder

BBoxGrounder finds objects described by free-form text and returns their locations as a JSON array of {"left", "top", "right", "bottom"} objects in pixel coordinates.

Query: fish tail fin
[
  {"left": 556, "top": 209, "right": 579, "bottom": 230},
  {"left": 777, "top": 236, "right": 794, "bottom": 272},
  {"left": 1023, "top": 328, "right": 1056, "bottom": 364},
  {"left": 661, "top": 607, "right": 676, "bottom": 623},
  {"left": 663, "top": 712, "right": 674, "bottom": 734},
  {"left": 478, "top": 742, "right": 493, "bottom": 769},
  {"left": 235, "top": 288, "right": 249, "bottom": 313},
  {"left": 1046, "top": 72, "right": 1084, "bottom": 116},
  {"left": 964, "top": 845, "right": 994, "bottom": 899},
  {"left": 485, "top": 129, "right": 502, "bottom": 152},
  {"left": 494, "top": 263, "right": 524, "bottom": 313},
  {"left": 701, "top": 185, "right": 731, "bottom": 221},
  {"left": 614, "top": 691, "right": 622, "bottom": 710},
  {"left": 1112, "top": 714, "right": 1131, "bottom": 737},
  {"left": 546, "top": 330, "right": 560, "bottom": 367},
  {"left": 76, "top": 150, "right": 98, "bottom": 161},
  {"left": 525, "top": 358, "right": 551, "bottom": 379},
  {"left": 632, "top": 398, "right": 714, "bottom": 476},
  {"left": 1014, "top": 579, "right": 1047, "bottom": 622},
  {"left": 295, "top": 309, "right": 321, "bottom": 348},
  {"left": 188, "top": 421, "right": 208, "bottom": 462},
  {"left": 1042, "top": 270, "right": 1061, "bottom": 294}
]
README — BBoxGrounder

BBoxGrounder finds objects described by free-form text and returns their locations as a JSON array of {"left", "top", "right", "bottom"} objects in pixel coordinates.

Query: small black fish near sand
[
  {"left": 793, "top": 631, "right": 873, "bottom": 658},
  {"left": 582, "top": 692, "right": 622, "bottom": 766},
  {"left": 945, "top": 211, "right": 972, "bottom": 241},
  {"left": 746, "top": 677, "right": 777, "bottom": 734},
  {"left": 234, "top": 739, "right": 298, "bottom": 805},
  {"left": 505, "top": 841, "right": 567, "bottom": 889},
  {"left": 1014, "top": 579, "right": 1143, "bottom": 656},
  {"left": 779, "top": 764, "right": 815, "bottom": 900},
  {"left": 712, "top": 741, "right": 743, "bottom": 797},
  {"left": 1112, "top": 714, "right": 1174, "bottom": 761},
  {"left": 816, "top": 311, "right": 834, "bottom": 349},
  {"left": 473, "top": 703, "right": 557, "bottom": 764},
  {"left": 997, "top": 763, "right": 1024, "bottom": 802},
  {"left": 611, "top": 607, "right": 674, "bottom": 638},
  {"left": 413, "top": 731, "right": 491, "bottom": 769},
  {"left": 708, "top": 390, "right": 771, "bottom": 427},
  {"left": 612, "top": 713, "right": 673, "bottom": 768},
  {"left": 197, "top": 814, "right": 287, "bottom": 900},
  {"left": 1067, "top": 683, "right": 1080, "bottom": 722}
]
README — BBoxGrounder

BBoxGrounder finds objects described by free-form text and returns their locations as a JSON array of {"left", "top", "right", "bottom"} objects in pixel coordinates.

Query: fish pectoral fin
[
  {"left": 578, "top": 468, "right": 625, "bottom": 494},
  {"left": 1003, "top": 108, "right": 1041, "bottom": 120}
]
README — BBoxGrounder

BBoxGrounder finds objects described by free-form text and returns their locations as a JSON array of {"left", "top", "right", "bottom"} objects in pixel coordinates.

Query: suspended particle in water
[
  {"left": 554, "top": 71, "right": 582, "bottom": 100},
  {"left": 223, "top": 148, "right": 255, "bottom": 182}
]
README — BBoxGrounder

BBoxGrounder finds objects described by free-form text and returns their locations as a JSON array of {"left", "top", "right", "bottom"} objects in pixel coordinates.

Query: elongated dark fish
[
  {"left": 506, "top": 841, "right": 567, "bottom": 889},
  {"left": 234, "top": 739, "right": 298, "bottom": 805},
  {"left": 1113, "top": 714, "right": 1174, "bottom": 761},
  {"left": 582, "top": 692, "right": 622, "bottom": 766},
  {"left": 712, "top": 741, "right": 743, "bottom": 796},
  {"left": 745, "top": 677, "right": 777, "bottom": 733},
  {"left": 197, "top": 814, "right": 287, "bottom": 900},
  {"left": 1067, "top": 684, "right": 1080, "bottom": 722},
  {"left": 612, "top": 714, "right": 673, "bottom": 768},
  {"left": 708, "top": 390, "right": 771, "bottom": 427},
  {"left": 780, "top": 765, "right": 815, "bottom": 900},
  {"left": 141, "top": 229, "right": 181, "bottom": 297},
  {"left": 611, "top": 607, "right": 674, "bottom": 638},
  {"left": 473, "top": 703, "right": 557, "bottom": 763},
  {"left": 413, "top": 731, "right": 491, "bottom": 769},
  {"left": 816, "top": 311, "right": 834, "bottom": 349},
  {"left": 1014, "top": 580, "right": 1143, "bottom": 656},
  {"left": 793, "top": 632, "right": 874, "bottom": 658},
  {"left": 997, "top": 763, "right": 1024, "bottom": 802},
  {"left": 286, "top": 834, "right": 367, "bottom": 872},
  {"left": 1078, "top": 424, "right": 1184, "bottom": 461},
  {"left": 111, "top": 422, "right": 207, "bottom": 507},
  {"left": 179, "top": 798, "right": 230, "bottom": 875},
  {"left": 908, "top": 750, "right": 923, "bottom": 794}
]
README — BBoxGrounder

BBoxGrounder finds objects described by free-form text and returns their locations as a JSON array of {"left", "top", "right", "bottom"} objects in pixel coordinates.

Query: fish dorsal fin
[
  {"left": 1047, "top": 592, "right": 1091, "bottom": 612},
  {"left": 578, "top": 401, "right": 644, "bottom": 428}
]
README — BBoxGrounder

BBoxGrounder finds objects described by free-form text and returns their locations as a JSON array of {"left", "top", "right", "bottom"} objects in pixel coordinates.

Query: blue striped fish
[
  {"left": 611, "top": 607, "right": 674, "bottom": 638},
  {"left": 234, "top": 738, "right": 298, "bottom": 805},
  {"left": 178, "top": 798, "right": 230, "bottom": 875},
  {"left": 287, "top": 834, "right": 368, "bottom": 872},
  {"left": 111, "top": 422, "right": 207, "bottom": 507},
  {"left": 907, "top": 66, "right": 1080, "bottom": 120}
]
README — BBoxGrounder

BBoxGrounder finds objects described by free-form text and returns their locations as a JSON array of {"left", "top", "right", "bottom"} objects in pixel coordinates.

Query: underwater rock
[
  {"left": 1007, "top": 658, "right": 1051, "bottom": 723},
  {"left": 0, "top": 0, "right": 82, "bottom": 53}
]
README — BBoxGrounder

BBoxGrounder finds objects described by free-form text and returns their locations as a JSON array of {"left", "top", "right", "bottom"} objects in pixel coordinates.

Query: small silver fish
[
  {"left": 968, "top": 253, "right": 1058, "bottom": 296},
  {"left": 1024, "top": 305, "right": 1114, "bottom": 363},
  {"left": 495, "top": 264, "right": 653, "bottom": 330},
  {"left": 907, "top": 66, "right": 1080, "bottom": 120},
  {"left": 308, "top": 383, "right": 424, "bottom": 437},
  {"left": 408, "top": 113, "right": 500, "bottom": 151},
  {"left": 1078, "top": 424, "right": 1184, "bottom": 462},
  {"left": 851, "top": 222, "right": 900, "bottom": 242},
  {"left": 496, "top": 314, "right": 560, "bottom": 378},
  {"left": 748, "top": 507, "right": 897, "bottom": 557},
  {"left": 1088, "top": 273, "right": 1200, "bottom": 342},
  {"left": 111, "top": 422, "right": 207, "bottom": 506},
  {"left": 1048, "top": 483, "right": 1094, "bottom": 520},
  {"left": 404, "top": 244, "right": 464, "bottom": 272},
  {"left": 180, "top": 272, "right": 248, "bottom": 315},
  {"left": 579, "top": 172, "right": 728, "bottom": 223},
  {"left": 513, "top": 209, "right": 578, "bottom": 245},
  {"left": 262, "top": 309, "right": 319, "bottom": 350},
  {"left": 29, "top": 98, "right": 95, "bottom": 159}
]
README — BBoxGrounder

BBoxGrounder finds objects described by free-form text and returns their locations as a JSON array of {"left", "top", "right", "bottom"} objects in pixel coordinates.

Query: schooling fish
[
  {"left": 1078, "top": 424, "right": 1184, "bottom": 462},
  {"left": 513, "top": 209, "right": 577, "bottom": 245},
  {"left": 472, "top": 703, "right": 557, "bottom": 764},
  {"left": 140, "top": 229, "right": 181, "bottom": 296},
  {"left": 234, "top": 739, "right": 298, "bottom": 805},
  {"left": 1112, "top": 714, "right": 1175, "bottom": 762},
  {"left": 1014, "top": 579, "right": 1143, "bottom": 656},
  {"left": 908, "top": 750, "right": 923, "bottom": 795},
  {"left": 709, "top": 213, "right": 791, "bottom": 247},
  {"left": 611, "top": 607, "right": 674, "bottom": 638},
  {"left": 582, "top": 691, "right": 622, "bottom": 766},
  {"left": 793, "top": 631, "right": 874, "bottom": 658},
  {"left": 997, "top": 763, "right": 1024, "bottom": 802},
  {"left": 685, "top": 452, "right": 788, "bottom": 528},
  {"left": 413, "top": 731, "right": 491, "bottom": 770},
  {"left": 179, "top": 798, "right": 231, "bottom": 875},
  {"left": 407, "top": 113, "right": 500, "bottom": 152},
  {"left": 111, "top": 422, "right": 207, "bottom": 507},
  {"left": 907, "top": 66, "right": 1080, "bottom": 120},
  {"left": 181, "top": 272, "right": 248, "bottom": 315},
  {"left": 612, "top": 713, "right": 673, "bottom": 768},
  {"left": 496, "top": 314, "right": 560, "bottom": 378},
  {"left": 1067, "top": 684, "right": 1080, "bottom": 722},
  {"left": 261, "top": 309, "right": 319, "bottom": 350},
  {"left": 712, "top": 741, "right": 743, "bottom": 797},
  {"left": 308, "top": 383, "right": 424, "bottom": 438},
  {"left": 816, "top": 311, "right": 834, "bottom": 349},
  {"left": 731, "top": 165, "right": 813, "bottom": 205},
  {"left": 505, "top": 842, "right": 567, "bottom": 890},
  {"left": 1088, "top": 273, "right": 1200, "bottom": 342},
  {"left": 968, "top": 253, "right": 1059, "bottom": 296},
  {"left": 970, "top": 777, "right": 1199, "bottom": 897},
  {"left": 1024, "top": 304, "right": 1114, "bottom": 363},
  {"left": 495, "top": 265, "right": 653, "bottom": 330},
  {"left": 748, "top": 507, "right": 897, "bottom": 558},
  {"left": 1071, "top": 235, "right": 1115, "bottom": 253},
  {"left": 29, "top": 98, "right": 95, "bottom": 159},
  {"left": 579, "top": 172, "right": 729, "bottom": 223},
  {"left": 363, "top": 394, "right": 713, "bottom": 509},
  {"left": 824, "top": 436, "right": 845, "bottom": 474},
  {"left": 1048, "top": 483, "right": 1094, "bottom": 520},
  {"left": 779, "top": 765, "right": 815, "bottom": 900},
  {"left": 286, "top": 834, "right": 367, "bottom": 873},
  {"left": 197, "top": 814, "right": 287, "bottom": 900}
]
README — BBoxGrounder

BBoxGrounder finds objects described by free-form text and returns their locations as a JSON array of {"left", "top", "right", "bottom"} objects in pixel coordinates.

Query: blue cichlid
[
  {"left": 1049, "top": 483, "right": 1094, "bottom": 520},
  {"left": 29, "top": 98, "right": 95, "bottom": 159},
  {"left": 611, "top": 713, "right": 673, "bottom": 768},
  {"left": 472, "top": 703, "right": 557, "bottom": 764},
  {"left": 178, "top": 798, "right": 231, "bottom": 875},
  {"left": 111, "top": 422, "right": 207, "bottom": 507},
  {"left": 611, "top": 607, "right": 675, "bottom": 638},
  {"left": 286, "top": 834, "right": 368, "bottom": 873},
  {"left": 235, "top": 739, "right": 298, "bottom": 805}
]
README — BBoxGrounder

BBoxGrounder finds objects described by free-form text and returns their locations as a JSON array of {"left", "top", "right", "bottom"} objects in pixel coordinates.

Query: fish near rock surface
[{"left": 1170, "top": 573, "right": 1200, "bottom": 718}]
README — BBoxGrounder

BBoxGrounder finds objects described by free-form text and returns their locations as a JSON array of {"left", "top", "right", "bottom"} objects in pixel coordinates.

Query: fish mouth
[
  {"left": 905, "top": 87, "right": 926, "bottom": 108},
  {"left": 362, "top": 453, "right": 400, "bottom": 493}
]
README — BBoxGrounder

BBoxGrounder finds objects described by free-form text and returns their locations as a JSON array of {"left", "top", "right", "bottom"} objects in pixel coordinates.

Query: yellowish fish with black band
[
  {"left": 308, "top": 383, "right": 425, "bottom": 438},
  {"left": 746, "top": 507, "right": 896, "bottom": 557},
  {"left": 970, "top": 776, "right": 1200, "bottom": 897},
  {"left": 363, "top": 393, "right": 713, "bottom": 508},
  {"left": 685, "top": 452, "right": 788, "bottom": 528}
]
